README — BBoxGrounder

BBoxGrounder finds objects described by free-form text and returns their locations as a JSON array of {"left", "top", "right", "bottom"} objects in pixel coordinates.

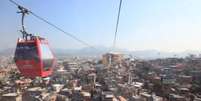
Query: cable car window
[
  {"left": 15, "top": 43, "right": 38, "bottom": 60},
  {"left": 40, "top": 44, "right": 53, "bottom": 71}
]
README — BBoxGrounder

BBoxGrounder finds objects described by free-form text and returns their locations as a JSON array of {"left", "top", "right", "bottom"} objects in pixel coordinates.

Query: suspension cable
[
  {"left": 9, "top": 0, "right": 97, "bottom": 50},
  {"left": 112, "top": 0, "right": 123, "bottom": 50}
]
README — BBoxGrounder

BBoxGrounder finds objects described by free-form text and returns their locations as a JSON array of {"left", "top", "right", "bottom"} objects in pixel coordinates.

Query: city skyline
[{"left": 1, "top": 0, "right": 201, "bottom": 52}]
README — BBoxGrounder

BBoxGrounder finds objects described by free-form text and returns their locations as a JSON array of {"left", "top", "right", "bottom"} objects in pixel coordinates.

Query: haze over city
[
  {"left": 1, "top": 0, "right": 201, "bottom": 52},
  {"left": 2, "top": 0, "right": 201, "bottom": 101}
]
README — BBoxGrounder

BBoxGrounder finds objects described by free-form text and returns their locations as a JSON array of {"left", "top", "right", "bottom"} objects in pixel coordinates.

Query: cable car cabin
[{"left": 14, "top": 37, "right": 55, "bottom": 78}]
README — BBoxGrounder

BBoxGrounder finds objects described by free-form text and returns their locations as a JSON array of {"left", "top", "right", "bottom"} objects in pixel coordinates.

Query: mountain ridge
[{"left": 1, "top": 47, "right": 201, "bottom": 59}]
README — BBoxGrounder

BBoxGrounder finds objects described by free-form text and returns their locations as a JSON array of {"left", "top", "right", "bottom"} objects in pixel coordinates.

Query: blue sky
[{"left": 1, "top": 0, "right": 201, "bottom": 52}]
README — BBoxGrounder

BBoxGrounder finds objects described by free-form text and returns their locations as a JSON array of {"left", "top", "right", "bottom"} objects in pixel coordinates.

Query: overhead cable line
[
  {"left": 9, "top": 0, "right": 97, "bottom": 50},
  {"left": 112, "top": 0, "right": 123, "bottom": 50}
]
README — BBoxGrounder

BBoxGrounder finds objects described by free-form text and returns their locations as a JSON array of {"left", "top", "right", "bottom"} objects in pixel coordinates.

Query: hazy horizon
[{"left": 1, "top": 0, "right": 201, "bottom": 52}]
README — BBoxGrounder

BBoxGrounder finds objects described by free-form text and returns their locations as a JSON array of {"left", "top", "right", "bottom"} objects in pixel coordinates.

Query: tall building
[{"left": 102, "top": 52, "right": 123, "bottom": 66}]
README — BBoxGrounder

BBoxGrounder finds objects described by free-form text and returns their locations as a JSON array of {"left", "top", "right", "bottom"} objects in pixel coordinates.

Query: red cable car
[
  {"left": 14, "top": 6, "right": 55, "bottom": 78},
  {"left": 14, "top": 37, "right": 55, "bottom": 78}
]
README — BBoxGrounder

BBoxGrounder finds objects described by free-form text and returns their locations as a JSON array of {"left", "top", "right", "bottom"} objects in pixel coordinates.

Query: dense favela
[{"left": 1, "top": 0, "right": 201, "bottom": 101}]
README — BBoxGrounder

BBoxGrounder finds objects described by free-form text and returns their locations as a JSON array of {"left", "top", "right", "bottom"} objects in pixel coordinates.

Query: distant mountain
[
  {"left": 0, "top": 48, "right": 15, "bottom": 56},
  {"left": 53, "top": 47, "right": 201, "bottom": 59},
  {"left": 130, "top": 50, "right": 201, "bottom": 59},
  {"left": 1, "top": 46, "right": 201, "bottom": 59}
]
